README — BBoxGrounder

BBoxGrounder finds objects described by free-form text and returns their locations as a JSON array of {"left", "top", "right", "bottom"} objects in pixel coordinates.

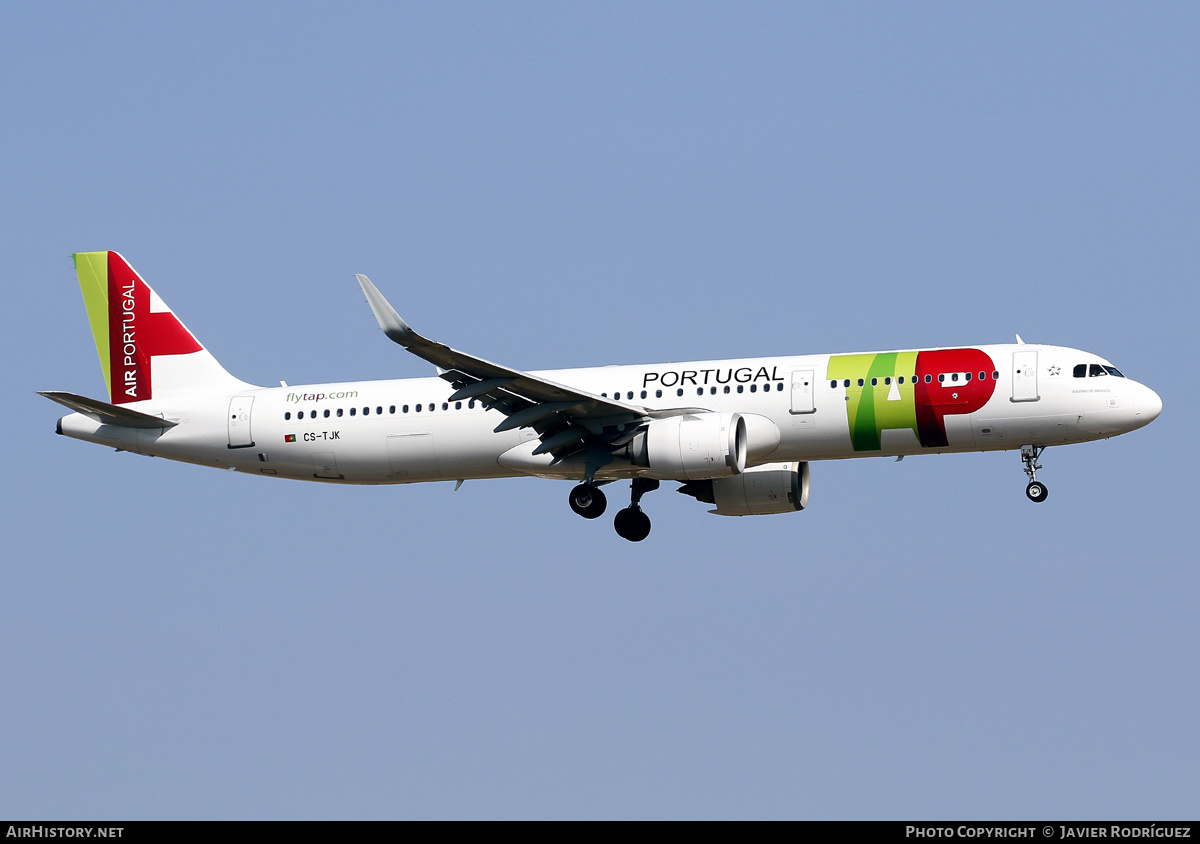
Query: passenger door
[
  {"left": 790, "top": 369, "right": 815, "bottom": 414},
  {"left": 227, "top": 396, "right": 255, "bottom": 448},
  {"left": 1011, "top": 351, "right": 1040, "bottom": 402}
]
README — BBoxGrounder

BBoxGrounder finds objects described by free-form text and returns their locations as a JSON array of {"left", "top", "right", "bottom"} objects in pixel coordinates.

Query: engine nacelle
[
  {"left": 740, "top": 413, "right": 781, "bottom": 460},
  {"left": 630, "top": 412, "right": 747, "bottom": 480},
  {"left": 679, "top": 461, "right": 810, "bottom": 516}
]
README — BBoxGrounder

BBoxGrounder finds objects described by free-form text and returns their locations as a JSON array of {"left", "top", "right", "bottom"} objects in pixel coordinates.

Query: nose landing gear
[
  {"left": 1021, "top": 445, "right": 1048, "bottom": 503},
  {"left": 614, "top": 478, "right": 659, "bottom": 542}
]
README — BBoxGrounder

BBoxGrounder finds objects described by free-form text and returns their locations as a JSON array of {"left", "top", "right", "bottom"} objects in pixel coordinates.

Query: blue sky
[{"left": 3, "top": 3, "right": 1197, "bottom": 819}]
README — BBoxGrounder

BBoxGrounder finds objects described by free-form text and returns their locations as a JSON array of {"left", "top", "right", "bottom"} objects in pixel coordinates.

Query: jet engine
[
  {"left": 626, "top": 412, "right": 747, "bottom": 480},
  {"left": 678, "top": 461, "right": 810, "bottom": 516}
]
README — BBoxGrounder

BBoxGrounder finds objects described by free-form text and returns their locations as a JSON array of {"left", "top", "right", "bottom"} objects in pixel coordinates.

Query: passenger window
[
  {"left": 310, "top": 410, "right": 317, "bottom": 419},
  {"left": 1089, "top": 364, "right": 1107, "bottom": 377},
  {"left": 711, "top": 386, "right": 717, "bottom": 395},
  {"left": 469, "top": 400, "right": 476, "bottom": 408},
  {"left": 656, "top": 390, "right": 662, "bottom": 398},
  {"left": 377, "top": 406, "right": 383, "bottom": 415},
  {"left": 884, "top": 377, "right": 891, "bottom": 385},
  {"left": 843, "top": 379, "right": 850, "bottom": 388},
  {"left": 324, "top": 409, "right": 331, "bottom": 418},
  {"left": 857, "top": 379, "right": 864, "bottom": 387},
  {"left": 676, "top": 388, "right": 684, "bottom": 397},
  {"left": 965, "top": 372, "right": 971, "bottom": 381},
  {"left": 389, "top": 405, "right": 395, "bottom": 414},
  {"left": 350, "top": 407, "right": 357, "bottom": 416},
  {"left": 697, "top": 388, "right": 704, "bottom": 396},
  {"left": 750, "top": 384, "right": 757, "bottom": 393},
  {"left": 640, "top": 390, "right": 647, "bottom": 399},
  {"left": 455, "top": 401, "right": 462, "bottom": 409},
  {"left": 442, "top": 402, "right": 448, "bottom": 410},
  {"left": 938, "top": 374, "right": 945, "bottom": 383},
  {"left": 737, "top": 385, "right": 743, "bottom": 393},
  {"left": 992, "top": 371, "right": 999, "bottom": 380},
  {"left": 402, "top": 405, "right": 409, "bottom": 413},
  {"left": 925, "top": 375, "right": 932, "bottom": 384},
  {"left": 337, "top": 408, "right": 343, "bottom": 417},
  {"left": 724, "top": 385, "right": 730, "bottom": 394},
  {"left": 951, "top": 373, "right": 959, "bottom": 382},
  {"left": 777, "top": 383, "right": 783, "bottom": 391},
  {"left": 871, "top": 378, "right": 878, "bottom": 386},
  {"left": 627, "top": 392, "right": 633, "bottom": 400},
  {"left": 362, "top": 407, "right": 369, "bottom": 415},
  {"left": 830, "top": 380, "right": 837, "bottom": 389},
  {"left": 284, "top": 412, "right": 291, "bottom": 420}
]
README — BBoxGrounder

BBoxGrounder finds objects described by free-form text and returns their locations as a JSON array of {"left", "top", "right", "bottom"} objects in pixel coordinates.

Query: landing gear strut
[
  {"left": 1021, "top": 445, "right": 1048, "bottom": 503},
  {"left": 569, "top": 483, "right": 607, "bottom": 519},
  {"left": 614, "top": 478, "right": 658, "bottom": 542}
]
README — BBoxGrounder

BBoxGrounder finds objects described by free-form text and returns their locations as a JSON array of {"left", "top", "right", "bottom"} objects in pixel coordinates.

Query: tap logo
[
  {"left": 828, "top": 348, "right": 997, "bottom": 450},
  {"left": 105, "top": 253, "right": 203, "bottom": 403},
  {"left": 75, "top": 252, "right": 203, "bottom": 404}
]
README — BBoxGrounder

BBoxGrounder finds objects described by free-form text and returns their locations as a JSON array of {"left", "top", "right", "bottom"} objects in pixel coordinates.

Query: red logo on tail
[{"left": 107, "top": 253, "right": 202, "bottom": 404}]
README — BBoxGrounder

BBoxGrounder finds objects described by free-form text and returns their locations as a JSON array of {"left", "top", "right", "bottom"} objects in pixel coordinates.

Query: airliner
[{"left": 43, "top": 252, "right": 1162, "bottom": 541}]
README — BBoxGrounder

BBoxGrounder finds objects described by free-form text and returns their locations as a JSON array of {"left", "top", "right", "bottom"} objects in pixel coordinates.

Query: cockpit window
[
  {"left": 1073, "top": 364, "right": 1087, "bottom": 378},
  {"left": 1089, "top": 364, "right": 1107, "bottom": 377},
  {"left": 1104, "top": 366, "right": 1125, "bottom": 378}
]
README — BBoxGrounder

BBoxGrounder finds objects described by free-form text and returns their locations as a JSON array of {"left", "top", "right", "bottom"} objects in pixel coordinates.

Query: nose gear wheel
[{"left": 1020, "top": 445, "right": 1048, "bottom": 503}]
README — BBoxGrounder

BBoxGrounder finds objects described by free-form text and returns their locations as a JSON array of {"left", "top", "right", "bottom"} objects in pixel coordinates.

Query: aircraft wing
[{"left": 356, "top": 275, "right": 648, "bottom": 460}]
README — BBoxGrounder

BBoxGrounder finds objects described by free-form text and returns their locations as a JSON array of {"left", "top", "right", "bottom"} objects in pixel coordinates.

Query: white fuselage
[{"left": 57, "top": 343, "right": 1161, "bottom": 484}]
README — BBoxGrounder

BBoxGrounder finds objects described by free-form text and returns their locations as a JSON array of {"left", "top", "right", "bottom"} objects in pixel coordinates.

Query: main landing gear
[
  {"left": 568, "top": 478, "right": 659, "bottom": 542},
  {"left": 569, "top": 482, "right": 607, "bottom": 519},
  {"left": 614, "top": 479, "right": 658, "bottom": 542},
  {"left": 1021, "top": 444, "right": 1049, "bottom": 503}
]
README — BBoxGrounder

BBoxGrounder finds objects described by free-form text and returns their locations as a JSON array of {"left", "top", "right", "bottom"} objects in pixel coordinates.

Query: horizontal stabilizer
[{"left": 38, "top": 391, "right": 178, "bottom": 429}]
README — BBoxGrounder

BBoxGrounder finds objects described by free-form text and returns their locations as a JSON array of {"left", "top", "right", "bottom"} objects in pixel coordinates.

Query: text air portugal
[{"left": 105, "top": 253, "right": 201, "bottom": 404}]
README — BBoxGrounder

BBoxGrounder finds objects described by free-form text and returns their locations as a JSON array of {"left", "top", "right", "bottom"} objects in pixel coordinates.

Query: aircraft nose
[{"left": 1138, "top": 385, "right": 1163, "bottom": 423}]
